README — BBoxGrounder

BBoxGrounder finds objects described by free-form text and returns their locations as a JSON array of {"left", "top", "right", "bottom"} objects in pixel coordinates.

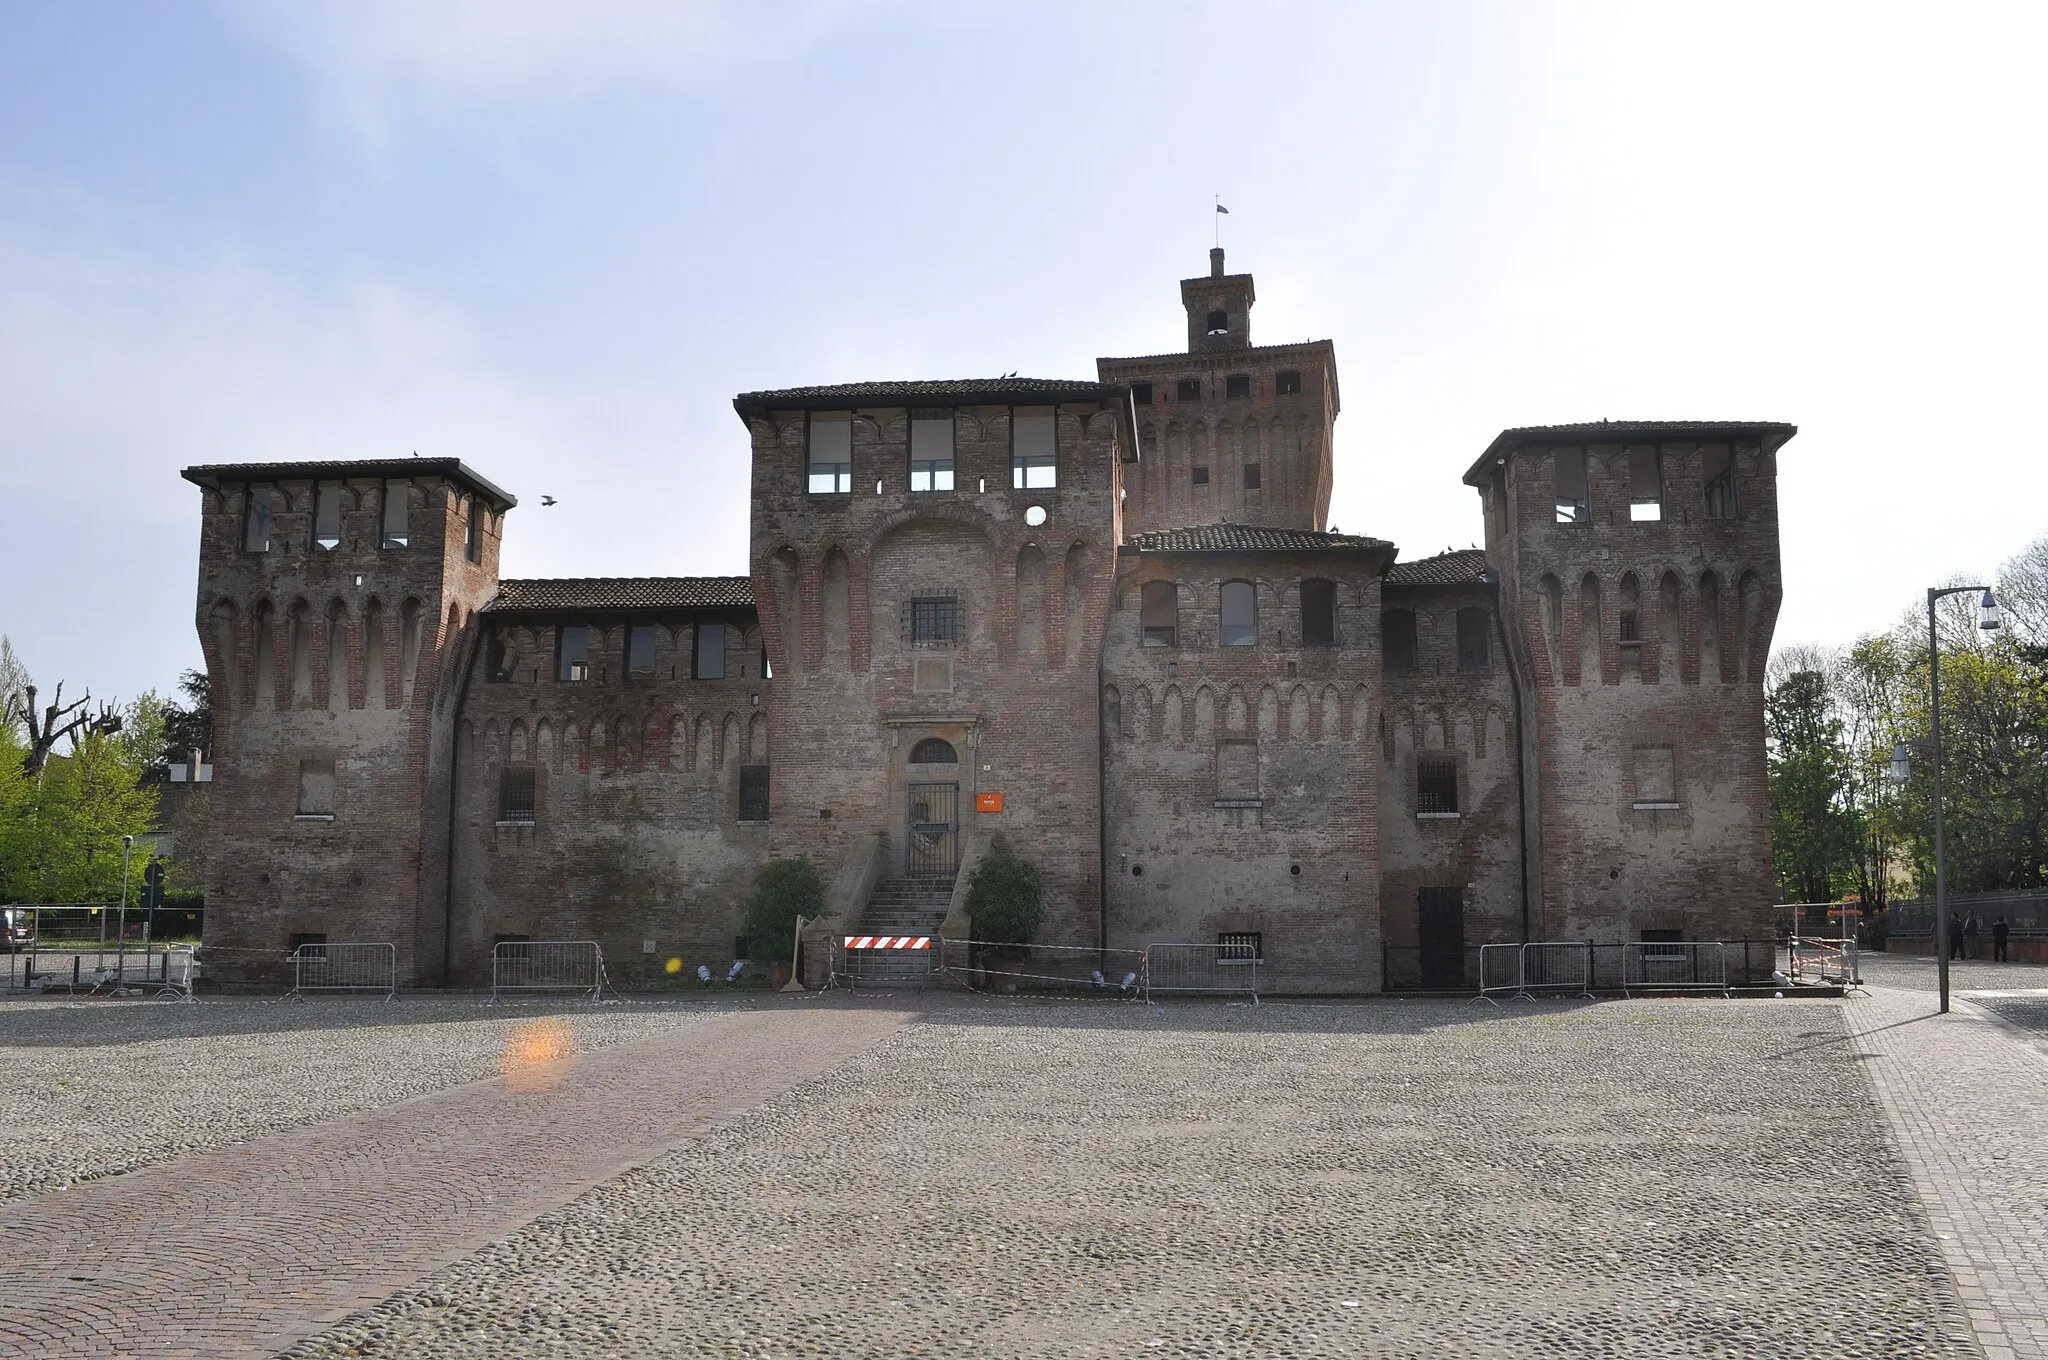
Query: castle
[{"left": 181, "top": 249, "right": 1793, "bottom": 991}]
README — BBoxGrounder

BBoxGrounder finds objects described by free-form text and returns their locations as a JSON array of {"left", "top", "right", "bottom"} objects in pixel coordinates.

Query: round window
[{"left": 1023, "top": 504, "right": 1048, "bottom": 527}]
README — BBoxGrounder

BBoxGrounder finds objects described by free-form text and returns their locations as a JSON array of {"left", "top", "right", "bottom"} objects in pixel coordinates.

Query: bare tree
[
  {"left": 1997, "top": 529, "right": 2048, "bottom": 648},
  {"left": 0, "top": 635, "right": 28, "bottom": 738},
  {"left": 7, "top": 681, "right": 123, "bottom": 776}
]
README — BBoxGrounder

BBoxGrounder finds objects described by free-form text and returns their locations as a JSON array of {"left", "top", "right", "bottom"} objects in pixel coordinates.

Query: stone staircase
[{"left": 842, "top": 876, "right": 955, "bottom": 987}]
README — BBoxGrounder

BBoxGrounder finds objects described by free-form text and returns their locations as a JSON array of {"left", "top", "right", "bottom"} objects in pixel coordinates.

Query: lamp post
[
  {"left": 1916, "top": 586, "right": 2002, "bottom": 1013},
  {"left": 117, "top": 833, "right": 135, "bottom": 983}
]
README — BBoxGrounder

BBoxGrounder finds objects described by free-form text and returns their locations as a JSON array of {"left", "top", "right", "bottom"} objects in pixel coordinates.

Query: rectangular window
[
  {"left": 1216, "top": 740, "right": 1260, "bottom": 802},
  {"left": 486, "top": 629, "right": 517, "bottom": 682},
  {"left": 1130, "top": 381, "right": 1154, "bottom": 406},
  {"left": 1703, "top": 447, "right": 1738, "bottom": 520},
  {"left": 463, "top": 498, "right": 482, "bottom": 563},
  {"left": 1276, "top": 370, "right": 1302, "bottom": 395},
  {"left": 911, "top": 596, "right": 961, "bottom": 645},
  {"left": 1243, "top": 462, "right": 1261, "bottom": 490},
  {"left": 557, "top": 625, "right": 589, "bottom": 682},
  {"left": 910, "top": 414, "right": 956, "bottom": 492},
  {"left": 1554, "top": 449, "right": 1588, "bottom": 523},
  {"left": 1300, "top": 579, "right": 1336, "bottom": 646},
  {"left": 1633, "top": 745, "right": 1677, "bottom": 807},
  {"left": 380, "top": 481, "right": 409, "bottom": 549},
  {"left": 1176, "top": 378, "right": 1202, "bottom": 401},
  {"left": 1226, "top": 374, "right": 1251, "bottom": 399},
  {"left": 1456, "top": 608, "right": 1491, "bottom": 671},
  {"left": 1219, "top": 581, "right": 1257, "bottom": 647},
  {"left": 738, "top": 765, "right": 770, "bottom": 822},
  {"left": 626, "top": 625, "right": 657, "bottom": 679},
  {"left": 1218, "top": 931, "right": 1262, "bottom": 964},
  {"left": 1192, "top": 465, "right": 1210, "bottom": 486},
  {"left": 312, "top": 485, "right": 342, "bottom": 551},
  {"left": 1382, "top": 610, "right": 1419, "bottom": 673},
  {"left": 499, "top": 766, "right": 536, "bottom": 822},
  {"left": 243, "top": 490, "right": 271, "bottom": 553},
  {"left": 808, "top": 413, "right": 853, "bottom": 494},
  {"left": 1141, "top": 581, "right": 1178, "bottom": 647},
  {"left": 695, "top": 624, "right": 726, "bottom": 680},
  {"left": 1417, "top": 756, "right": 1459, "bottom": 815},
  {"left": 296, "top": 758, "right": 336, "bottom": 817},
  {"left": 1012, "top": 407, "right": 1057, "bottom": 489},
  {"left": 1629, "top": 447, "right": 1662, "bottom": 521}
]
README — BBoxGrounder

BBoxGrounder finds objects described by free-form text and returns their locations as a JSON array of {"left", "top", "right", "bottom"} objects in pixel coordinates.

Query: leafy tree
[
  {"left": 964, "top": 852, "right": 1044, "bottom": 946},
  {"left": 741, "top": 857, "right": 823, "bottom": 961},
  {"left": 1766, "top": 663, "right": 1858, "bottom": 904},
  {"left": 161, "top": 670, "right": 214, "bottom": 770},
  {"left": 9, "top": 729, "right": 159, "bottom": 904}
]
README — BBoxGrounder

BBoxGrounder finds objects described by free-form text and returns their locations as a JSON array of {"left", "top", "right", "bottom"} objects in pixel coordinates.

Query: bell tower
[{"left": 1184, "top": 247, "right": 1255, "bottom": 352}]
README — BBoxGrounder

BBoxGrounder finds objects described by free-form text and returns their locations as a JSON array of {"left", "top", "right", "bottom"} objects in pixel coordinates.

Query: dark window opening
[
  {"left": 910, "top": 596, "right": 962, "bottom": 645},
  {"left": 243, "top": 491, "right": 272, "bottom": 553},
  {"left": 1176, "top": 378, "right": 1202, "bottom": 402},
  {"left": 499, "top": 766, "right": 536, "bottom": 822},
  {"left": 1417, "top": 756, "right": 1459, "bottom": 814},
  {"left": 738, "top": 765, "right": 770, "bottom": 822},
  {"left": 1456, "top": 608, "right": 1491, "bottom": 671},
  {"left": 556, "top": 625, "right": 590, "bottom": 682},
  {"left": 1192, "top": 465, "right": 1210, "bottom": 486},
  {"left": 808, "top": 413, "right": 853, "bottom": 494},
  {"left": 909, "top": 737, "right": 958, "bottom": 765},
  {"left": 1226, "top": 373, "right": 1251, "bottom": 399},
  {"left": 1206, "top": 310, "right": 1230, "bottom": 335},
  {"left": 1219, "top": 581, "right": 1257, "bottom": 647},
  {"left": 1703, "top": 447, "right": 1738, "bottom": 519},
  {"left": 1276, "top": 370, "right": 1302, "bottom": 396},
  {"left": 1300, "top": 579, "right": 1336, "bottom": 646},
  {"left": 463, "top": 498, "right": 482, "bottom": 563},
  {"left": 1130, "top": 382, "right": 1153, "bottom": 406},
  {"left": 1243, "top": 462, "right": 1261, "bottom": 490},
  {"left": 1141, "top": 581, "right": 1178, "bottom": 647},
  {"left": 1382, "top": 609, "right": 1419, "bottom": 673},
  {"left": 486, "top": 630, "right": 517, "bottom": 683},
  {"left": 313, "top": 485, "right": 342, "bottom": 551},
  {"left": 1218, "top": 931, "right": 1262, "bottom": 963},
  {"left": 1011, "top": 406, "right": 1057, "bottom": 489},
  {"left": 694, "top": 623, "right": 726, "bottom": 680},
  {"left": 1554, "top": 448, "right": 1588, "bottom": 523},
  {"left": 1619, "top": 609, "right": 1642, "bottom": 644},
  {"left": 910, "top": 413, "right": 955, "bottom": 492},
  {"left": 380, "top": 481, "right": 409, "bottom": 549},
  {"left": 626, "top": 626, "right": 657, "bottom": 679}
]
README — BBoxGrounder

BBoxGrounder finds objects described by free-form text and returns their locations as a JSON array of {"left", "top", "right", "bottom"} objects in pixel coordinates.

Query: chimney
[{"left": 1210, "top": 247, "right": 1225, "bottom": 277}]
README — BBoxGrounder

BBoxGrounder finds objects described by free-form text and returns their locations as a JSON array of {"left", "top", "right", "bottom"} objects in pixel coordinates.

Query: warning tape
[{"left": 843, "top": 936, "right": 932, "bottom": 950}]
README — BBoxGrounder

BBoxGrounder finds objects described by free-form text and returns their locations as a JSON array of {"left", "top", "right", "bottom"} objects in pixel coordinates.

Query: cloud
[{"left": 217, "top": 0, "right": 871, "bottom": 147}]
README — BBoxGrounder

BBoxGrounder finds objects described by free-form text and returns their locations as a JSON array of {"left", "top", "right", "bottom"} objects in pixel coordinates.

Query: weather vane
[{"left": 1214, "top": 194, "right": 1229, "bottom": 248}]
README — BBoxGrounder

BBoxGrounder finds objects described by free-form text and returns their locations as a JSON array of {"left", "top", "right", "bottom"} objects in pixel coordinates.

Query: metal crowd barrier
[
  {"left": 1787, "top": 935, "right": 1863, "bottom": 991},
  {"left": 1476, "top": 943, "right": 1524, "bottom": 1004},
  {"left": 1142, "top": 943, "right": 1259, "bottom": 1002},
  {"left": 1621, "top": 941, "right": 1729, "bottom": 997},
  {"left": 491, "top": 940, "right": 602, "bottom": 1002},
  {"left": 837, "top": 933, "right": 936, "bottom": 987},
  {"left": 290, "top": 942, "right": 397, "bottom": 1000},
  {"left": 934, "top": 939, "right": 1145, "bottom": 996},
  {"left": 1520, "top": 942, "right": 1596, "bottom": 999}
]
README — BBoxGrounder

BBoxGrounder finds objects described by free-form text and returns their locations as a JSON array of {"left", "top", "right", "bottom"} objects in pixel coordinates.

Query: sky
[{"left": 2, "top": 1, "right": 2044, "bottom": 709}]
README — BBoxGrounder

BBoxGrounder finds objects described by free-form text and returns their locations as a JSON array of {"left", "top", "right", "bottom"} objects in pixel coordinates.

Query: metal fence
[
  {"left": 491, "top": 940, "right": 602, "bottom": 1002},
  {"left": 1786, "top": 936, "right": 1863, "bottom": 990},
  {"left": 935, "top": 940, "right": 1145, "bottom": 996},
  {"left": 1476, "top": 944, "right": 1523, "bottom": 1002},
  {"left": 1621, "top": 941, "right": 1729, "bottom": 997},
  {"left": 290, "top": 942, "right": 397, "bottom": 1000},
  {"left": 1888, "top": 890, "right": 2047, "bottom": 938},
  {"left": 5, "top": 902, "right": 199, "bottom": 996},
  {"left": 1142, "top": 942, "right": 1260, "bottom": 1002}
]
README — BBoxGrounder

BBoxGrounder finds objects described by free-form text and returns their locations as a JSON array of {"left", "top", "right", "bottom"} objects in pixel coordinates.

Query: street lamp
[{"left": 1924, "top": 585, "right": 2002, "bottom": 1013}]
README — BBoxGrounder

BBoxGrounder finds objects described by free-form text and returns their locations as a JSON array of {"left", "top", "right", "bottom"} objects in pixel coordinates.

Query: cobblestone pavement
[
  {"left": 1840, "top": 959, "right": 2048, "bottom": 1360},
  {"left": 0, "top": 995, "right": 748, "bottom": 1201},
  {"left": 0, "top": 1000, "right": 915, "bottom": 1359},
  {"left": 274, "top": 997, "right": 1973, "bottom": 1360}
]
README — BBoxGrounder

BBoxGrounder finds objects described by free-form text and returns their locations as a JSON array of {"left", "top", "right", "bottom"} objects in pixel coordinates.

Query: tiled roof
[
  {"left": 483, "top": 577, "right": 754, "bottom": 613},
  {"left": 1096, "top": 337, "right": 1335, "bottom": 366},
  {"left": 1123, "top": 524, "right": 1393, "bottom": 554},
  {"left": 1385, "top": 548, "right": 1491, "bottom": 586},
  {"left": 734, "top": 378, "right": 1115, "bottom": 408},
  {"left": 181, "top": 457, "right": 517, "bottom": 511},
  {"left": 1464, "top": 420, "right": 1797, "bottom": 486}
]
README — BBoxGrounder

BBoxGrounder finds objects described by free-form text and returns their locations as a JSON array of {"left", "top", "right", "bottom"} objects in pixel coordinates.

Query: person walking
[
  {"left": 1964, "top": 911, "right": 1981, "bottom": 959},
  {"left": 1992, "top": 914, "right": 2011, "bottom": 963},
  {"left": 1948, "top": 912, "right": 1966, "bottom": 960}
]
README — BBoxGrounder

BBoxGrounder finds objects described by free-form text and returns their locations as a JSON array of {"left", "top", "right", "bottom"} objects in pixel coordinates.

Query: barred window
[
  {"left": 1417, "top": 756, "right": 1459, "bottom": 815},
  {"left": 808, "top": 413, "right": 853, "bottom": 494},
  {"left": 910, "top": 596, "right": 962, "bottom": 645},
  {"left": 1218, "top": 931, "right": 1262, "bottom": 963},
  {"left": 499, "top": 766, "right": 536, "bottom": 822},
  {"left": 738, "top": 765, "right": 770, "bottom": 822}
]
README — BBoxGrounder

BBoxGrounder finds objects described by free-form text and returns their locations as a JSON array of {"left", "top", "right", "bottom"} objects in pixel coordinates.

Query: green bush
[
  {"left": 964, "top": 852, "right": 1043, "bottom": 946},
  {"left": 742, "top": 857, "right": 824, "bottom": 961}
]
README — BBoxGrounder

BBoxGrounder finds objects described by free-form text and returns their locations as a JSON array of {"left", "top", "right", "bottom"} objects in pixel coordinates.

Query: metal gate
[{"left": 906, "top": 781, "right": 959, "bottom": 877}]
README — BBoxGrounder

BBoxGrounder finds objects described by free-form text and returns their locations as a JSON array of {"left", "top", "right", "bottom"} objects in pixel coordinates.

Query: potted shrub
[
  {"left": 743, "top": 857, "right": 823, "bottom": 989},
  {"left": 964, "top": 852, "right": 1043, "bottom": 991}
]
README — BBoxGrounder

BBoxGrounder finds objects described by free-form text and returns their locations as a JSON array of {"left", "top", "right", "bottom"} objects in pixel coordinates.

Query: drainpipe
[
  {"left": 1493, "top": 596, "right": 1532, "bottom": 944},
  {"left": 441, "top": 619, "right": 477, "bottom": 987},
  {"left": 1097, "top": 635, "right": 1110, "bottom": 963}
]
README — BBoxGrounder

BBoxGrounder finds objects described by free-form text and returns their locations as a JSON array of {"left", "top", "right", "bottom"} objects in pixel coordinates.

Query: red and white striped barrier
[{"left": 843, "top": 936, "right": 932, "bottom": 951}]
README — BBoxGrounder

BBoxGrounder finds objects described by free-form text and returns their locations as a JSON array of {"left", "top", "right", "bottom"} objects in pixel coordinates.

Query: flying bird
[{"left": 541, "top": 496, "right": 557, "bottom": 507}]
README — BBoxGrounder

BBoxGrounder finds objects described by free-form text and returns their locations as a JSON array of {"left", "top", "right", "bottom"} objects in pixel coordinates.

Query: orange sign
[{"left": 976, "top": 792, "right": 1004, "bottom": 813}]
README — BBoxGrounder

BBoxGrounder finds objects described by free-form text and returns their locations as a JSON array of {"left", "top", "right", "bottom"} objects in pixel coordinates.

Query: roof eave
[
  {"left": 1461, "top": 422, "right": 1800, "bottom": 488},
  {"left": 180, "top": 458, "right": 518, "bottom": 512}
]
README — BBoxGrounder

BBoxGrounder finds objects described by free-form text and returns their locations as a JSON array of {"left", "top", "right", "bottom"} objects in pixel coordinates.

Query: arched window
[
  {"left": 1382, "top": 609, "right": 1419, "bottom": 673},
  {"left": 909, "top": 737, "right": 958, "bottom": 765},
  {"left": 1300, "top": 579, "right": 1336, "bottom": 646},
  {"left": 1219, "top": 582, "right": 1257, "bottom": 647},
  {"left": 1206, "top": 309, "right": 1229, "bottom": 334},
  {"left": 1141, "top": 581, "right": 1178, "bottom": 647}
]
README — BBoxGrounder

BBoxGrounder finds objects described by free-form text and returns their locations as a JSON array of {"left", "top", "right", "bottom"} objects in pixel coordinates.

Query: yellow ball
[{"left": 665, "top": 956, "right": 683, "bottom": 975}]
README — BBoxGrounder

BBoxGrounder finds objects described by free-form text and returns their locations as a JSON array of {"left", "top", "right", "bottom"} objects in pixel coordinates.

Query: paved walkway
[
  {"left": 1845, "top": 958, "right": 2048, "bottom": 1360},
  {"left": 0, "top": 1003, "right": 913, "bottom": 1359}
]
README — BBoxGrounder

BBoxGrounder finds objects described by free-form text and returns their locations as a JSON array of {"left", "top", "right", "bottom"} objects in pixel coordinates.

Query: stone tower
[
  {"left": 1464, "top": 422, "right": 1795, "bottom": 950},
  {"left": 181, "top": 458, "right": 514, "bottom": 984},
  {"left": 1099, "top": 248, "right": 1339, "bottom": 537}
]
